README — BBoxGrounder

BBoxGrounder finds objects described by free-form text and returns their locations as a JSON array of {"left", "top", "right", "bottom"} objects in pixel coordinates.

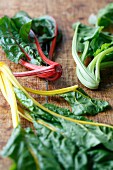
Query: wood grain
[{"left": 0, "top": 0, "right": 113, "bottom": 169}]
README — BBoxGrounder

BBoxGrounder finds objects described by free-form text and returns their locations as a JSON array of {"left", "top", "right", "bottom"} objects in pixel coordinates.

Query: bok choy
[{"left": 72, "top": 3, "right": 113, "bottom": 89}]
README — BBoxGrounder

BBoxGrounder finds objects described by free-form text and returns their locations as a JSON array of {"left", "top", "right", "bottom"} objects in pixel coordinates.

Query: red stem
[
  {"left": 48, "top": 17, "right": 58, "bottom": 60},
  {"left": 19, "top": 46, "right": 31, "bottom": 61},
  {"left": 19, "top": 59, "right": 46, "bottom": 70},
  {"left": 15, "top": 16, "right": 62, "bottom": 81}
]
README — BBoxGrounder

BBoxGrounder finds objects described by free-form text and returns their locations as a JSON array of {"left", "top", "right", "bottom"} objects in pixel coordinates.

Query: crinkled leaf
[
  {"left": 32, "top": 15, "right": 55, "bottom": 43},
  {"left": 19, "top": 21, "right": 32, "bottom": 42},
  {"left": 1, "top": 126, "right": 62, "bottom": 170},
  {"left": 12, "top": 11, "right": 31, "bottom": 29},
  {"left": 14, "top": 88, "right": 34, "bottom": 111},
  {"left": 60, "top": 88, "right": 109, "bottom": 116},
  {"left": 34, "top": 122, "right": 113, "bottom": 170},
  {"left": 14, "top": 87, "right": 113, "bottom": 151},
  {"left": 0, "top": 16, "right": 42, "bottom": 64},
  {"left": 1, "top": 95, "right": 113, "bottom": 170}
]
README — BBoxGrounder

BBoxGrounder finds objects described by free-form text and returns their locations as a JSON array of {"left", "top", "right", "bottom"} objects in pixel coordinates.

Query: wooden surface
[{"left": 0, "top": 0, "right": 113, "bottom": 169}]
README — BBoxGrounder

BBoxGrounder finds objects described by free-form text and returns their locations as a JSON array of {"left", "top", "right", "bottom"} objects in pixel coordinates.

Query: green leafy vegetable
[
  {"left": 0, "top": 62, "right": 113, "bottom": 170},
  {"left": 88, "top": 3, "right": 113, "bottom": 28},
  {"left": 2, "top": 121, "right": 113, "bottom": 170},
  {"left": 60, "top": 88, "right": 109, "bottom": 115},
  {"left": 72, "top": 22, "right": 102, "bottom": 54},
  {"left": 14, "top": 87, "right": 109, "bottom": 116},
  {"left": 72, "top": 4, "right": 113, "bottom": 89},
  {"left": 0, "top": 11, "right": 62, "bottom": 81},
  {"left": 97, "top": 3, "right": 113, "bottom": 28},
  {"left": 1, "top": 126, "right": 61, "bottom": 170},
  {"left": 0, "top": 16, "right": 41, "bottom": 64}
]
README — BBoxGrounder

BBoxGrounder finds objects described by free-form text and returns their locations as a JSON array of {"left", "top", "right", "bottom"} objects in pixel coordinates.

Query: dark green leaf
[
  {"left": 1, "top": 125, "right": 62, "bottom": 170},
  {"left": 34, "top": 122, "right": 113, "bottom": 170},
  {"left": 0, "top": 16, "right": 42, "bottom": 64},
  {"left": 32, "top": 15, "right": 55, "bottom": 43},
  {"left": 19, "top": 21, "right": 32, "bottom": 42},
  {"left": 12, "top": 11, "right": 31, "bottom": 29},
  {"left": 60, "top": 88, "right": 109, "bottom": 116},
  {"left": 97, "top": 3, "right": 113, "bottom": 28},
  {"left": 72, "top": 22, "right": 102, "bottom": 53}
]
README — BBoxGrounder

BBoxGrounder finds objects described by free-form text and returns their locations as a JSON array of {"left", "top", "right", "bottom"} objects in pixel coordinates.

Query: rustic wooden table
[{"left": 0, "top": 0, "right": 113, "bottom": 169}]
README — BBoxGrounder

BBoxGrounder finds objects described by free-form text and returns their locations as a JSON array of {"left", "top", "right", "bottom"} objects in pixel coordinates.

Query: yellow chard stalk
[{"left": 0, "top": 62, "right": 113, "bottom": 130}]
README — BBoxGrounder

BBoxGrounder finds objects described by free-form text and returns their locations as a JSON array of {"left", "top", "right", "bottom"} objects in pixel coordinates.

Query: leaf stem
[{"left": 24, "top": 85, "right": 78, "bottom": 96}]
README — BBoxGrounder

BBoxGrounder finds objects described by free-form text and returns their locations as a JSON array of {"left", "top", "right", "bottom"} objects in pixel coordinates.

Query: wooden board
[{"left": 0, "top": 0, "right": 113, "bottom": 169}]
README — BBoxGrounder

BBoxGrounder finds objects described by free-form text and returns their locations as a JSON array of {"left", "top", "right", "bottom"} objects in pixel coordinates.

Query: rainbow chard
[
  {"left": 0, "top": 11, "right": 62, "bottom": 81},
  {"left": 0, "top": 62, "right": 113, "bottom": 169},
  {"left": 72, "top": 4, "right": 113, "bottom": 89}
]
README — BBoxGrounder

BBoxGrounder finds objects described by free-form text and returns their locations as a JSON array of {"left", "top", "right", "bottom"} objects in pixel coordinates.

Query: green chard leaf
[
  {"left": 14, "top": 87, "right": 113, "bottom": 150},
  {"left": 0, "top": 11, "right": 62, "bottom": 66},
  {"left": 12, "top": 11, "right": 32, "bottom": 29},
  {"left": 35, "top": 122, "right": 113, "bottom": 170},
  {"left": 14, "top": 88, "right": 34, "bottom": 111},
  {"left": 0, "top": 16, "right": 42, "bottom": 64},
  {"left": 32, "top": 15, "right": 55, "bottom": 43},
  {"left": 2, "top": 87, "right": 113, "bottom": 170},
  {"left": 14, "top": 87, "right": 109, "bottom": 117},
  {"left": 19, "top": 21, "right": 32, "bottom": 42},
  {"left": 2, "top": 123, "right": 113, "bottom": 170},
  {"left": 12, "top": 11, "right": 61, "bottom": 55},
  {"left": 1, "top": 125, "right": 62, "bottom": 170},
  {"left": 60, "top": 88, "right": 109, "bottom": 116},
  {"left": 13, "top": 11, "right": 56, "bottom": 43}
]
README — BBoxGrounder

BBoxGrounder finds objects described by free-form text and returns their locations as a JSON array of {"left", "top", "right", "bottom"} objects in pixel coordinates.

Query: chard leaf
[
  {"left": 2, "top": 123, "right": 113, "bottom": 170},
  {"left": 1, "top": 126, "right": 37, "bottom": 170},
  {"left": 14, "top": 88, "right": 34, "bottom": 111},
  {"left": 34, "top": 122, "right": 113, "bottom": 170},
  {"left": 12, "top": 11, "right": 31, "bottom": 29},
  {"left": 14, "top": 87, "right": 113, "bottom": 151},
  {"left": 1, "top": 94, "right": 113, "bottom": 170},
  {"left": 60, "top": 88, "right": 109, "bottom": 116},
  {"left": 0, "top": 16, "right": 42, "bottom": 64},
  {"left": 72, "top": 22, "right": 100, "bottom": 42},
  {"left": 32, "top": 15, "right": 55, "bottom": 43},
  {"left": 14, "top": 87, "right": 109, "bottom": 117},
  {"left": 13, "top": 11, "right": 56, "bottom": 43},
  {"left": 1, "top": 125, "right": 62, "bottom": 170},
  {"left": 0, "top": 11, "right": 61, "bottom": 66},
  {"left": 0, "top": 16, "right": 24, "bottom": 63},
  {"left": 19, "top": 21, "right": 32, "bottom": 42},
  {"left": 72, "top": 21, "right": 113, "bottom": 89}
]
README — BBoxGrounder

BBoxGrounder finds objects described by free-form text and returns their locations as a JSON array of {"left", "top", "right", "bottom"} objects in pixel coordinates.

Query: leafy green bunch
[
  {"left": 0, "top": 62, "right": 113, "bottom": 170},
  {"left": 72, "top": 3, "right": 113, "bottom": 89}
]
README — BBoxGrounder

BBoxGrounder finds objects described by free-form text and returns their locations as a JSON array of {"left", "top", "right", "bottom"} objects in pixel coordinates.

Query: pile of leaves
[{"left": 0, "top": 62, "right": 113, "bottom": 170}]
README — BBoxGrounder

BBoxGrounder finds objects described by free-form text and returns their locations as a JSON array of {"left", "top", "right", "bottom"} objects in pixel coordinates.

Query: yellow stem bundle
[{"left": 0, "top": 62, "right": 113, "bottom": 130}]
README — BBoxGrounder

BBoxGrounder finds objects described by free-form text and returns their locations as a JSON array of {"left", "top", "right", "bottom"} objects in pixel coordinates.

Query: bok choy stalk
[
  {"left": 1, "top": 62, "right": 113, "bottom": 169},
  {"left": 72, "top": 21, "right": 113, "bottom": 89},
  {"left": 72, "top": 3, "right": 113, "bottom": 89}
]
